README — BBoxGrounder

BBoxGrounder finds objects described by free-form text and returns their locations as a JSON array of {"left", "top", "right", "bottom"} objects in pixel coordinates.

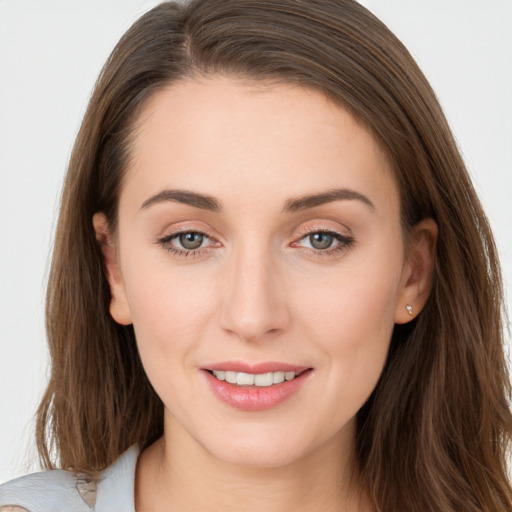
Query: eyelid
[
  {"left": 290, "top": 223, "right": 355, "bottom": 256},
  {"left": 156, "top": 221, "right": 219, "bottom": 242},
  {"left": 293, "top": 222, "right": 352, "bottom": 239},
  {"left": 155, "top": 221, "right": 354, "bottom": 258},
  {"left": 156, "top": 223, "right": 222, "bottom": 257}
]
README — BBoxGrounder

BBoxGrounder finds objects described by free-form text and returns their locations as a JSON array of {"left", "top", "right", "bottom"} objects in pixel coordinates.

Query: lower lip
[{"left": 204, "top": 370, "right": 312, "bottom": 411}]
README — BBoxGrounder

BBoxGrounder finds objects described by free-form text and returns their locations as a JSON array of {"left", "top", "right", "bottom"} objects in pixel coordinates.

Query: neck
[{"left": 135, "top": 418, "right": 374, "bottom": 512}]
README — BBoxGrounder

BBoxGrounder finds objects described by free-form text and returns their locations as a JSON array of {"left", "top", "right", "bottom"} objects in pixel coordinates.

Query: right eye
[
  {"left": 304, "top": 232, "right": 336, "bottom": 250},
  {"left": 158, "top": 230, "right": 215, "bottom": 256},
  {"left": 174, "top": 232, "right": 208, "bottom": 250}
]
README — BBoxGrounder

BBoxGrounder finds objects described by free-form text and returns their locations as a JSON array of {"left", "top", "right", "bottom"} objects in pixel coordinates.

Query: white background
[{"left": 1, "top": 0, "right": 511, "bottom": 482}]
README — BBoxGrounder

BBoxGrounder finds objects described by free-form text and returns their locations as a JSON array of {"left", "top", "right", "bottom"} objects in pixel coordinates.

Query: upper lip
[{"left": 202, "top": 361, "right": 311, "bottom": 374}]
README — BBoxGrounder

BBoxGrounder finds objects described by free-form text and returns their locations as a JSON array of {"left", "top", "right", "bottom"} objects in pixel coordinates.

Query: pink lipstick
[{"left": 202, "top": 361, "right": 312, "bottom": 411}]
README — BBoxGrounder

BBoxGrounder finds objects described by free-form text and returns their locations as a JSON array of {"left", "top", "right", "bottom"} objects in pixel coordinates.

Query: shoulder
[
  {"left": 0, "top": 468, "right": 90, "bottom": 512},
  {"left": 0, "top": 445, "right": 139, "bottom": 512}
]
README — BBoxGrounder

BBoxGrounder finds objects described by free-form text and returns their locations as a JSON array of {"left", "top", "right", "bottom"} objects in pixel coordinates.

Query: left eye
[
  {"left": 171, "top": 232, "right": 210, "bottom": 250},
  {"left": 305, "top": 232, "right": 335, "bottom": 250},
  {"left": 298, "top": 231, "right": 349, "bottom": 251}
]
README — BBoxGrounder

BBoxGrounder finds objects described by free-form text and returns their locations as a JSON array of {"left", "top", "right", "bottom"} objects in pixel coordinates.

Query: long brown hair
[{"left": 37, "top": 1, "right": 512, "bottom": 509}]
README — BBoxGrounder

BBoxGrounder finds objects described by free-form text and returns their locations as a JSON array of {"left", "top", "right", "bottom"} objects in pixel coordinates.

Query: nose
[{"left": 220, "top": 244, "right": 291, "bottom": 342}]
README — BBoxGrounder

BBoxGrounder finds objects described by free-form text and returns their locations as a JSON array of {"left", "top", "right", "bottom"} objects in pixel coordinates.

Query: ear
[
  {"left": 395, "top": 218, "right": 438, "bottom": 324},
  {"left": 93, "top": 212, "right": 132, "bottom": 325}
]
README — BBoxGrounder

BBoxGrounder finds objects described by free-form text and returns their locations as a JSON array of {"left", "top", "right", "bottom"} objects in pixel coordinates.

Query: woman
[{"left": 1, "top": 0, "right": 510, "bottom": 510}]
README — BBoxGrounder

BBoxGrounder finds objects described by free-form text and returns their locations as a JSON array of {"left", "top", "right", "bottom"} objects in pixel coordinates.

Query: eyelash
[
  {"left": 292, "top": 227, "right": 355, "bottom": 257},
  {"left": 157, "top": 228, "right": 355, "bottom": 258},
  {"left": 157, "top": 229, "right": 215, "bottom": 258}
]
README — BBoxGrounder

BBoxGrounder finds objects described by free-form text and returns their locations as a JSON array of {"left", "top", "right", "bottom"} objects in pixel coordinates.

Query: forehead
[{"left": 122, "top": 76, "right": 398, "bottom": 216}]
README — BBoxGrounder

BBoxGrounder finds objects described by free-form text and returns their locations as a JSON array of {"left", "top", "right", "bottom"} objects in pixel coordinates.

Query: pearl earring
[{"left": 405, "top": 304, "right": 413, "bottom": 316}]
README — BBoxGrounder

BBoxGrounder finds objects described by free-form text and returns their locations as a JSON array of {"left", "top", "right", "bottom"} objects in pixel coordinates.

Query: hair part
[{"left": 37, "top": 1, "right": 512, "bottom": 509}]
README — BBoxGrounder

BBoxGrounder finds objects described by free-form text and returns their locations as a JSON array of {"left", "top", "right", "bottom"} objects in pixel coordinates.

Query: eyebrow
[
  {"left": 141, "top": 189, "right": 221, "bottom": 211},
  {"left": 282, "top": 188, "right": 375, "bottom": 213},
  {"left": 140, "top": 187, "right": 375, "bottom": 214}
]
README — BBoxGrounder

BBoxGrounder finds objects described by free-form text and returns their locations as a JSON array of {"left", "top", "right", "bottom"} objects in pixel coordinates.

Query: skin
[{"left": 94, "top": 76, "right": 437, "bottom": 511}]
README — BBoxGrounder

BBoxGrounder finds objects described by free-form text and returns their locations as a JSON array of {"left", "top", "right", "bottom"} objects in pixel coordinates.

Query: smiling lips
[
  {"left": 203, "top": 363, "right": 312, "bottom": 411},
  {"left": 212, "top": 369, "right": 299, "bottom": 386}
]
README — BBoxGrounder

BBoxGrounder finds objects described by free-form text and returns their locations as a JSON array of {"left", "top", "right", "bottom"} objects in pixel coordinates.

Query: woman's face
[{"left": 100, "top": 77, "right": 424, "bottom": 468}]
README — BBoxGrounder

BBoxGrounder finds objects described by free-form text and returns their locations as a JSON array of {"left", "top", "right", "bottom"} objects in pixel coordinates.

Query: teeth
[
  {"left": 273, "top": 371, "right": 285, "bottom": 384},
  {"left": 237, "top": 372, "right": 255, "bottom": 386},
  {"left": 225, "top": 371, "right": 237, "bottom": 384},
  {"left": 254, "top": 373, "right": 273, "bottom": 387},
  {"left": 211, "top": 370, "right": 299, "bottom": 386},
  {"left": 214, "top": 370, "right": 225, "bottom": 381}
]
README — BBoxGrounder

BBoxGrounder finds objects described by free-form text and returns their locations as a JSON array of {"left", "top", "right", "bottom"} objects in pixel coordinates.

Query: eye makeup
[
  {"left": 157, "top": 229, "right": 218, "bottom": 258},
  {"left": 156, "top": 223, "right": 355, "bottom": 260},
  {"left": 291, "top": 225, "right": 355, "bottom": 258}
]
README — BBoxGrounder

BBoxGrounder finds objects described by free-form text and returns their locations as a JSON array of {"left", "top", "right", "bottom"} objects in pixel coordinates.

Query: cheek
[
  {"left": 299, "top": 253, "right": 401, "bottom": 335},
  {"left": 122, "top": 267, "right": 215, "bottom": 412},
  {"left": 121, "top": 255, "right": 217, "bottom": 360},
  {"left": 295, "top": 245, "right": 403, "bottom": 391}
]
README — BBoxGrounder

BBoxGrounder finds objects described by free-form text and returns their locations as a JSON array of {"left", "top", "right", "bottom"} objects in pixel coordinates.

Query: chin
[
  {"left": 196, "top": 420, "right": 337, "bottom": 470},
  {"left": 211, "top": 439, "right": 310, "bottom": 469}
]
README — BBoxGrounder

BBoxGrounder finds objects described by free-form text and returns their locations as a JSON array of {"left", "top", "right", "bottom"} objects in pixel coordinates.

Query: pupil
[
  {"left": 180, "top": 232, "right": 203, "bottom": 250},
  {"left": 310, "top": 232, "right": 333, "bottom": 250}
]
